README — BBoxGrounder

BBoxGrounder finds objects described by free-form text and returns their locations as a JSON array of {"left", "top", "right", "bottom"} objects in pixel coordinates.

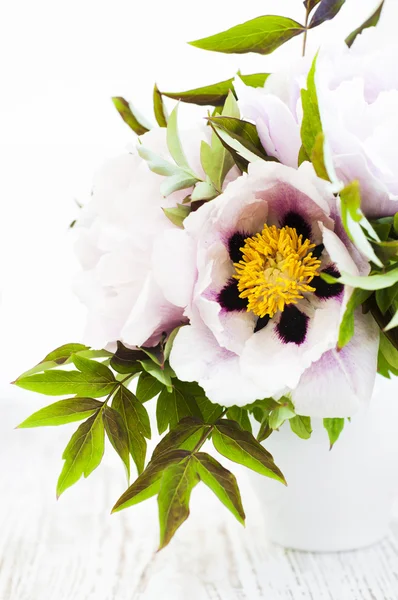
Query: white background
[{"left": 0, "top": 0, "right": 394, "bottom": 394}]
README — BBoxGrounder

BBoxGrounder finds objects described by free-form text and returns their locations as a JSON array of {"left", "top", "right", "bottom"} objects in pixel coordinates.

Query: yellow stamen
[{"left": 234, "top": 224, "right": 321, "bottom": 318}]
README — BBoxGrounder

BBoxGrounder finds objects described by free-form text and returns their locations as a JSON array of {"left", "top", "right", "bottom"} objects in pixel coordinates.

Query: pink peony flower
[{"left": 168, "top": 162, "right": 379, "bottom": 417}]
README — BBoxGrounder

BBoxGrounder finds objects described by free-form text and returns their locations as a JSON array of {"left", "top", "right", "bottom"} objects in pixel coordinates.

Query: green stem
[
  {"left": 191, "top": 408, "right": 228, "bottom": 454},
  {"left": 103, "top": 373, "right": 135, "bottom": 407},
  {"left": 302, "top": 5, "right": 310, "bottom": 57}
]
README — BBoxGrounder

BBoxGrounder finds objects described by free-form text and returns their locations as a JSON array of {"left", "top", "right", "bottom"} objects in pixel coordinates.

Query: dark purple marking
[
  {"left": 277, "top": 305, "right": 309, "bottom": 345},
  {"left": 218, "top": 279, "right": 248, "bottom": 312},
  {"left": 228, "top": 232, "right": 247, "bottom": 263},
  {"left": 281, "top": 211, "right": 312, "bottom": 240},
  {"left": 312, "top": 243, "right": 324, "bottom": 259},
  {"left": 254, "top": 315, "right": 271, "bottom": 333},
  {"left": 312, "top": 265, "right": 344, "bottom": 300}
]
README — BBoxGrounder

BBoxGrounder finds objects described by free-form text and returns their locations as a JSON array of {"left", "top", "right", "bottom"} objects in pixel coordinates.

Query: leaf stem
[
  {"left": 302, "top": 5, "right": 310, "bottom": 57},
  {"left": 103, "top": 374, "right": 135, "bottom": 407},
  {"left": 191, "top": 408, "right": 228, "bottom": 454}
]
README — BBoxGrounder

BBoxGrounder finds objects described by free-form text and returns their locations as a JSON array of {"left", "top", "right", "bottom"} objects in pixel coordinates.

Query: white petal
[{"left": 292, "top": 311, "right": 379, "bottom": 417}]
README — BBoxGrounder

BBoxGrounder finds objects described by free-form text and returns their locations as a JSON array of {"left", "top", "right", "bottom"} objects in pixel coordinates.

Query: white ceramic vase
[{"left": 249, "top": 376, "right": 398, "bottom": 552}]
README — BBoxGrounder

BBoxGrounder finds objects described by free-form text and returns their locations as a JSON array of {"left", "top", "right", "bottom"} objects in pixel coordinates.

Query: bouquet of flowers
[{"left": 14, "top": 0, "right": 398, "bottom": 549}]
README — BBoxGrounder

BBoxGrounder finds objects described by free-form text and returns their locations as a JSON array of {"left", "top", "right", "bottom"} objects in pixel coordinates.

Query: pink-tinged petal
[
  {"left": 292, "top": 311, "right": 379, "bottom": 417},
  {"left": 152, "top": 229, "right": 196, "bottom": 308},
  {"left": 240, "top": 295, "right": 342, "bottom": 397},
  {"left": 170, "top": 324, "right": 264, "bottom": 407},
  {"left": 121, "top": 274, "right": 185, "bottom": 348}
]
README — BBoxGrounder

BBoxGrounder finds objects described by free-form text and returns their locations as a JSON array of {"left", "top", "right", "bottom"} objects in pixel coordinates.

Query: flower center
[{"left": 234, "top": 224, "right": 321, "bottom": 318}]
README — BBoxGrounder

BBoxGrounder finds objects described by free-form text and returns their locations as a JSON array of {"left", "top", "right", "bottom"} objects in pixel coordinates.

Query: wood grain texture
[{"left": 2, "top": 396, "right": 398, "bottom": 600}]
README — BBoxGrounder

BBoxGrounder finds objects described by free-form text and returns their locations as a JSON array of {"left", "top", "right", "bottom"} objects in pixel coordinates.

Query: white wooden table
[{"left": 2, "top": 395, "right": 398, "bottom": 600}]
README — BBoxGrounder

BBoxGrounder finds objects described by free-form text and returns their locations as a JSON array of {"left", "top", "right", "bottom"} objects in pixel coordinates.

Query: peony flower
[
  {"left": 169, "top": 162, "right": 379, "bottom": 417},
  {"left": 74, "top": 126, "right": 207, "bottom": 349},
  {"left": 235, "top": 24, "right": 398, "bottom": 217}
]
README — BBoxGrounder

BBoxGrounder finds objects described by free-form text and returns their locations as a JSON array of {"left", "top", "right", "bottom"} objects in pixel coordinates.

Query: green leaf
[
  {"left": 160, "top": 173, "right": 199, "bottom": 197},
  {"left": 157, "top": 456, "right": 199, "bottom": 549},
  {"left": 338, "top": 288, "right": 372, "bottom": 348},
  {"left": 163, "top": 204, "right": 191, "bottom": 227},
  {"left": 189, "top": 16, "right": 304, "bottom": 55},
  {"left": 311, "top": 132, "right": 330, "bottom": 181},
  {"left": 289, "top": 415, "right": 312, "bottom": 440},
  {"left": 56, "top": 410, "right": 105, "bottom": 497},
  {"left": 136, "top": 371, "right": 164, "bottom": 403},
  {"left": 153, "top": 84, "right": 168, "bottom": 127},
  {"left": 376, "top": 284, "right": 398, "bottom": 315},
  {"left": 137, "top": 144, "right": 181, "bottom": 177},
  {"left": 309, "top": 0, "right": 346, "bottom": 29},
  {"left": 212, "top": 419, "right": 286, "bottom": 484},
  {"left": 42, "top": 343, "right": 90, "bottom": 364},
  {"left": 193, "top": 452, "right": 245, "bottom": 525},
  {"left": 162, "top": 73, "right": 270, "bottom": 107},
  {"left": 269, "top": 405, "right": 295, "bottom": 430},
  {"left": 17, "top": 344, "right": 111, "bottom": 378},
  {"left": 300, "top": 53, "right": 322, "bottom": 160},
  {"left": 174, "top": 380, "right": 224, "bottom": 423},
  {"left": 152, "top": 417, "right": 208, "bottom": 459},
  {"left": 156, "top": 386, "right": 202, "bottom": 435},
  {"left": 339, "top": 181, "right": 383, "bottom": 268},
  {"left": 112, "top": 386, "right": 151, "bottom": 474},
  {"left": 257, "top": 416, "right": 273, "bottom": 443},
  {"left": 15, "top": 361, "right": 116, "bottom": 398},
  {"left": 103, "top": 405, "right": 130, "bottom": 479},
  {"left": 345, "top": 1, "right": 384, "bottom": 47},
  {"left": 72, "top": 354, "right": 116, "bottom": 381},
  {"left": 394, "top": 213, "right": 398, "bottom": 236},
  {"left": 304, "top": 0, "right": 322, "bottom": 10},
  {"left": 110, "top": 342, "right": 146, "bottom": 375},
  {"left": 112, "top": 97, "right": 149, "bottom": 136},
  {"left": 140, "top": 360, "right": 173, "bottom": 389},
  {"left": 191, "top": 181, "right": 218, "bottom": 202},
  {"left": 323, "top": 418, "right": 345, "bottom": 449},
  {"left": 385, "top": 309, "right": 398, "bottom": 333},
  {"left": 322, "top": 269, "right": 398, "bottom": 291},
  {"left": 167, "top": 103, "right": 192, "bottom": 171},
  {"left": 379, "top": 332, "right": 398, "bottom": 370},
  {"left": 208, "top": 116, "right": 270, "bottom": 161},
  {"left": 164, "top": 327, "right": 182, "bottom": 362},
  {"left": 17, "top": 397, "right": 103, "bottom": 428},
  {"left": 226, "top": 407, "right": 252, "bottom": 433},
  {"left": 112, "top": 450, "right": 190, "bottom": 512}
]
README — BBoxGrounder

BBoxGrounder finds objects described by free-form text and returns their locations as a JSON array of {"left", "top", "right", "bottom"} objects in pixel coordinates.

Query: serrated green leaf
[
  {"left": 158, "top": 456, "right": 199, "bottom": 549},
  {"left": 112, "top": 385, "right": 151, "bottom": 474},
  {"left": 162, "top": 73, "right": 270, "bottom": 107},
  {"left": 226, "top": 407, "right": 252, "bottom": 433},
  {"left": 153, "top": 84, "right": 168, "bottom": 127},
  {"left": 112, "top": 97, "right": 149, "bottom": 135},
  {"left": 345, "top": 1, "right": 384, "bottom": 47},
  {"left": 193, "top": 452, "right": 245, "bottom": 525},
  {"left": 18, "top": 397, "right": 103, "bottom": 428},
  {"left": 103, "top": 405, "right": 130, "bottom": 479},
  {"left": 208, "top": 116, "right": 269, "bottom": 161},
  {"left": 152, "top": 417, "right": 207, "bottom": 459},
  {"left": 189, "top": 16, "right": 304, "bottom": 55},
  {"left": 212, "top": 419, "right": 286, "bottom": 484},
  {"left": 289, "top": 415, "right": 312, "bottom": 439},
  {"left": 301, "top": 53, "right": 322, "bottom": 160},
  {"left": 156, "top": 386, "right": 202, "bottom": 435},
  {"left": 112, "top": 450, "right": 190, "bottom": 512},
  {"left": 309, "top": 0, "right": 346, "bottom": 29},
  {"left": 323, "top": 418, "right": 345, "bottom": 449},
  {"left": 338, "top": 288, "right": 372, "bottom": 348},
  {"left": 162, "top": 203, "right": 191, "bottom": 227},
  {"left": 136, "top": 371, "right": 164, "bottom": 403},
  {"left": 56, "top": 410, "right": 105, "bottom": 497},
  {"left": 323, "top": 269, "right": 398, "bottom": 291}
]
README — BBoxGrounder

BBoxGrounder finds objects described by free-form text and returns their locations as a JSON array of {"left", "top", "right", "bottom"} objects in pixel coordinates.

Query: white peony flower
[
  {"left": 168, "top": 162, "right": 379, "bottom": 417},
  {"left": 74, "top": 126, "right": 207, "bottom": 349},
  {"left": 235, "top": 24, "right": 398, "bottom": 217}
]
